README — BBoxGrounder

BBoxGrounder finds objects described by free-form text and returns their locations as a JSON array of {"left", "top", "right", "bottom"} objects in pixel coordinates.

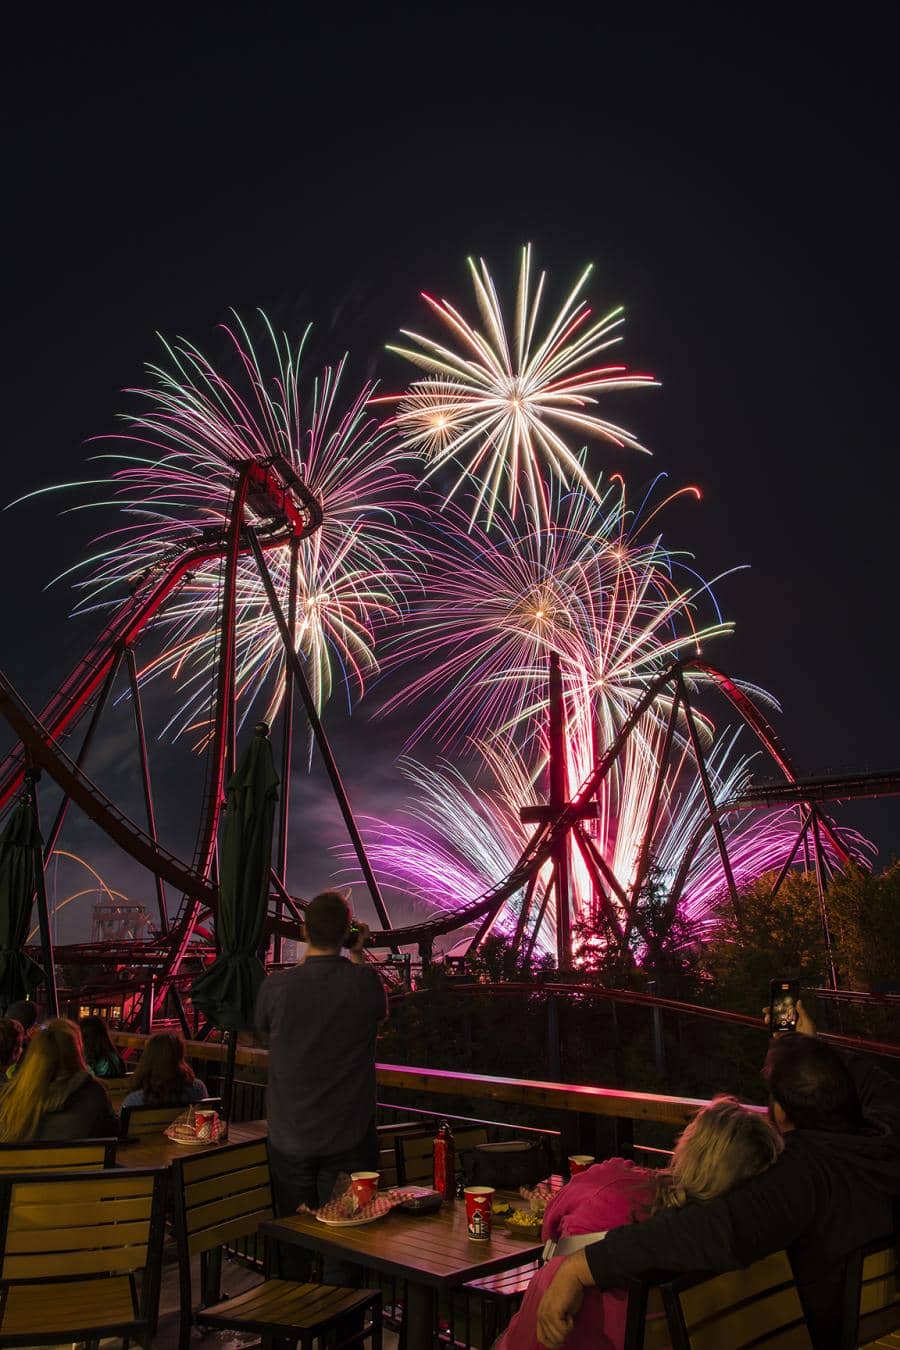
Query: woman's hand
[{"left": 536, "top": 1251, "right": 593, "bottom": 1348}]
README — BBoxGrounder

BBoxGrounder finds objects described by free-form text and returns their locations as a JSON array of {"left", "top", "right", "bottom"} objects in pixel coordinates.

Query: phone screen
[{"left": 769, "top": 979, "right": 800, "bottom": 1034}]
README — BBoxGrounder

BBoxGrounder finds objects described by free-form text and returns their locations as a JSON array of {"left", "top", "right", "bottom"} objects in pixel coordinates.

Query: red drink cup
[
  {"left": 193, "top": 1110, "right": 217, "bottom": 1140},
  {"left": 568, "top": 1154, "right": 595, "bottom": 1177},
  {"left": 464, "top": 1185, "right": 495, "bottom": 1240},
  {"left": 350, "top": 1172, "right": 380, "bottom": 1209}
]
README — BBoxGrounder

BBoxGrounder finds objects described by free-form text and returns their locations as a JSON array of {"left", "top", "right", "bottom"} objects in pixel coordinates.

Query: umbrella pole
[{"left": 222, "top": 1028, "right": 238, "bottom": 1136}]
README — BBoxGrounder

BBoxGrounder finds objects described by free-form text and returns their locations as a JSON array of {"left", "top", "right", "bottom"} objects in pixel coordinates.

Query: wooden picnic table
[
  {"left": 261, "top": 1191, "right": 543, "bottom": 1345},
  {"left": 116, "top": 1117, "right": 268, "bottom": 1169}
]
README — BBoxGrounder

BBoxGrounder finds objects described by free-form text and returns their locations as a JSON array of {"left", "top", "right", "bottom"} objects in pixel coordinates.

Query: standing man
[{"left": 255, "top": 889, "right": 387, "bottom": 1282}]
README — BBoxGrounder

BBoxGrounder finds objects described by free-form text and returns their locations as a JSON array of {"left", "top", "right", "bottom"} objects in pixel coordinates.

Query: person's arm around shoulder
[{"left": 537, "top": 1149, "right": 817, "bottom": 1349}]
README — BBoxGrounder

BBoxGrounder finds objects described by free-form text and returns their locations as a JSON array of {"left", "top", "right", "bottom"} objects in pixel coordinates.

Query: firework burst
[{"left": 374, "top": 245, "right": 657, "bottom": 526}]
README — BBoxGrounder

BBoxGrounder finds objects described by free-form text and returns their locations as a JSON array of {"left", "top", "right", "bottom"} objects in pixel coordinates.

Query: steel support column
[
  {"left": 125, "top": 646, "right": 169, "bottom": 935},
  {"left": 677, "top": 673, "right": 742, "bottom": 925},
  {"left": 246, "top": 527, "right": 394, "bottom": 935},
  {"left": 273, "top": 537, "right": 299, "bottom": 963},
  {"left": 24, "top": 769, "right": 59, "bottom": 1017},
  {"left": 548, "top": 652, "right": 571, "bottom": 967}
]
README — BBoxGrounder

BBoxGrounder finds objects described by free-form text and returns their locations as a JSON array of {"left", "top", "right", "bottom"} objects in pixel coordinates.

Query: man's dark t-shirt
[{"left": 255, "top": 956, "right": 387, "bottom": 1157}]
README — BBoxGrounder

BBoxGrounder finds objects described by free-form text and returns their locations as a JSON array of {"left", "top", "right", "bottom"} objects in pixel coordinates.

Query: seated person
[
  {"left": 4, "top": 1000, "right": 37, "bottom": 1040},
  {"left": 499, "top": 1096, "right": 782, "bottom": 1350},
  {"left": 0, "top": 1019, "right": 117, "bottom": 1141},
  {"left": 79, "top": 1015, "right": 127, "bottom": 1079},
  {"left": 0, "top": 1017, "right": 25, "bottom": 1080},
  {"left": 121, "top": 1031, "right": 208, "bottom": 1109},
  {"left": 537, "top": 1003, "right": 900, "bottom": 1350}
]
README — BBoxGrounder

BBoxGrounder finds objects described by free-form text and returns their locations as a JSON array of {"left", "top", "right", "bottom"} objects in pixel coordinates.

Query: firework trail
[
  {"left": 375, "top": 244, "right": 657, "bottom": 526},
  {"left": 379, "top": 474, "right": 746, "bottom": 755},
  {"left": 17, "top": 316, "right": 418, "bottom": 738}
]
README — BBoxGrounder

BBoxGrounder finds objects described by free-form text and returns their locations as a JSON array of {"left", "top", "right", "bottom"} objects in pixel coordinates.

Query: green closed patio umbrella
[
  {"left": 0, "top": 800, "right": 45, "bottom": 1011},
  {"left": 192, "top": 723, "right": 279, "bottom": 1116}
]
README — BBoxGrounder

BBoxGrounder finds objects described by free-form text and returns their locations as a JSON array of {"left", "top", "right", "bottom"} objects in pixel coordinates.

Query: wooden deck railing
[{"left": 110, "top": 1031, "right": 751, "bottom": 1129}]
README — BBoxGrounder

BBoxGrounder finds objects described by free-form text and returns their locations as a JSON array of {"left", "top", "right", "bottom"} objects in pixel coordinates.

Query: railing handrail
[{"left": 110, "top": 1031, "right": 754, "bottom": 1127}]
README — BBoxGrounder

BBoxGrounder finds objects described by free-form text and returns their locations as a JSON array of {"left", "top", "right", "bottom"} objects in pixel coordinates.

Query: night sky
[{"left": 2, "top": 12, "right": 898, "bottom": 940}]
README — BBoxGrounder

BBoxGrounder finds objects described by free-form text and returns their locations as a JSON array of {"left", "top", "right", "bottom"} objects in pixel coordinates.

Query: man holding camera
[{"left": 255, "top": 889, "right": 388, "bottom": 1280}]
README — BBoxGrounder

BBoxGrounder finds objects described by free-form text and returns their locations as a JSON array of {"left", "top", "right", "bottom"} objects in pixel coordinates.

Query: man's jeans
[{"left": 268, "top": 1121, "right": 378, "bottom": 1286}]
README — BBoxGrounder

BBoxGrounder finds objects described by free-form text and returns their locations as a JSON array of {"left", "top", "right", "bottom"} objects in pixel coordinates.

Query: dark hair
[
  {"left": 304, "top": 890, "right": 351, "bottom": 949},
  {"left": 763, "top": 1033, "right": 863, "bottom": 1133},
  {"left": 4, "top": 1001, "right": 37, "bottom": 1032},
  {"left": 132, "top": 1032, "right": 194, "bottom": 1106},
  {"left": 79, "top": 1016, "right": 123, "bottom": 1071},
  {"left": 0, "top": 1018, "right": 25, "bottom": 1071}
]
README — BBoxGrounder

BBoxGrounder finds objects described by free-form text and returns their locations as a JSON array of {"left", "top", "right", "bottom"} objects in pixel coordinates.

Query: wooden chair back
[
  {"left": 849, "top": 1231, "right": 900, "bottom": 1346},
  {"left": 396, "top": 1126, "right": 489, "bottom": 1185},
  {"left": 119, "top": 1096, "right": 222, "bottom": 1139},
  {"left": 102, "top": 1074, "right": 134, "bottom": 1114},
  {"left": 0, "top": 1166, "right": 167, "bottom": 1342},
  {"left": 662, "top": 1250, "right": 812, "bottom": 1349},
  {"left": 0, "top": 1137, "right": 116, "bottom": 1171},
  {"left": 172, "top": 1136, "right": 273, "bottom": 1259},
  {"left": 623, "top": 1279, "right": 671, "bottom": 1350}
]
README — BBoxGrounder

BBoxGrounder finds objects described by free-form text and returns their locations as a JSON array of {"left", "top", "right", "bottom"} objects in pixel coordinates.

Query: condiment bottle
[{"left": 433, "top": 1120, "right": 455, "bottom": 1201}]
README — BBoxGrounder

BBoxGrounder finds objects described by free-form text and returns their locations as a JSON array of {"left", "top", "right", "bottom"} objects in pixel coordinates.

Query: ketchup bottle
[{"left": 433, "top": 1120, "right": 455, "bottom": 1201}]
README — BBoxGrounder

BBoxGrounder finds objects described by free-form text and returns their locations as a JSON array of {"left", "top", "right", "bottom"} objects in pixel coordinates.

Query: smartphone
[
  {"left": 344, "top": 923, "right": 361, "bottom": 948},
  {"left": 769, "top": 978, "right": 800, "bottom": 1034}
]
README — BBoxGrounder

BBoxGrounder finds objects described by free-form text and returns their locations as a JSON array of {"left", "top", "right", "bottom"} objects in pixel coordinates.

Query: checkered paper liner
[{"left": 298, "top": 1187, "right": 425, "bottom": 1223}]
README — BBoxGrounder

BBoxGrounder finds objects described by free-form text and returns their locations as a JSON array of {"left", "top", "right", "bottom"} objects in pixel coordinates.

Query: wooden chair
[
  {"left": 661, "top": 1249, "right": 812, "bottom": 1349},
  {"left": 0, "top": 1165, "right": 167, "bottom": 1347},
  {"left": 849, "top": 1231, "right": 900, "bottom": 1348},
  {"left": 623, "top": 1279, "right": 673, "bottom": 1349},
  {"left": 171, "top": 1136, "right": 382, "bottom": 1349},
  {"left": 395, "top": 1125, "right": 489, "bottom": 1185},
  {"left": 0, "top": 1137, "right": 116, "bottom": 1170},
  {"left": 119, "top": 1096, "right": 222, "bottom": 1139},
  {"left": 102, "top": 1073, "right": 134, "bottom": 1114}
]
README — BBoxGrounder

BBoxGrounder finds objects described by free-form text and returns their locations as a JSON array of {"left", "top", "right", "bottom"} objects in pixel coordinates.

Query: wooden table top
[
  {"left": 260, "top": 1193, "right": 543, "bottom": 1290},
  {"left": 116, "top": 1118, "right": 268, "bottom": 1169}
]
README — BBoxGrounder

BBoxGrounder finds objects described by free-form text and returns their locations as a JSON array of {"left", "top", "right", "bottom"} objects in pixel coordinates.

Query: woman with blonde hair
[
  {"left": 0, "top": 1019, "right": 117, "bottom": 1142},
  {"left": 497, "top": 1096, "right": 782, "bottom": 1350}
]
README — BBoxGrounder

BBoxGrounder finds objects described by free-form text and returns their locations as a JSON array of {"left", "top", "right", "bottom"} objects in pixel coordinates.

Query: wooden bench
[{"left": 854, "top": 1232, "right": 900, "bottom": 1347}]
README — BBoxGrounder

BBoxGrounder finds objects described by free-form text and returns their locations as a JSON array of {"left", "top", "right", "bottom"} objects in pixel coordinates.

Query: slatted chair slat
[
  {"left": 181, "top": 1139, "right": 268, "bottom": 1183},
  {"left": 0, "top": 1166, "right": 167, "bottom": 1348},
  {"left": 186, "top": 1183, "right": 273, "bottom": 1234},
  {"left": 663, "top": 1251, "right": 812, "bottom": 1350},
  {"left": 857, "top": 1235, "right": 900, "bottom": 1347},
  {"left": 185, "top": 1161, "right": 270, "bottom": 1207},
  {"left": 187, "top": 1209, "right": 273, "bottom": 1256},
  {"left": 0, "top": 1137, "right": 116, "bottom": 1171},
  {"left": 119, "top": 1096, "right": 222, "bottom": 1138},
  {"left": 102, "top": 1075, "right": 134, "bottom": 1110}
]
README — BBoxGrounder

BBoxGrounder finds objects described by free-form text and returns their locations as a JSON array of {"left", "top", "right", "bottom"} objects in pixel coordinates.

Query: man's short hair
[
  {"left": 304, "top": 891, "right": 351, "bottom": 949},
  {"left": 763, "top": 1033, "right": 863, "bottom": 1132},
  {"left": 4, "top": 1001, "right": 36, "bottom": 1032}
]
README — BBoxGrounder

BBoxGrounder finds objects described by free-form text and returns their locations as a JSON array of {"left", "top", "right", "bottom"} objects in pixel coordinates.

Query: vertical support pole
[
  {"left": 246, "top": 527, "right": 395, "bottom": 936},
  {"left": 26, "top": 770, "right": 59, "bottom": 1018},
  {"left": 811, "top": 810, "right": 839, "bottom": 991},
  {"left": 546, "top": 994, "right": 562, "bottom": 1081},
  {"left": 548, "top": 652, "right": 571, "bottom": 968},
  {"left": 273, "top": 538, "right": 299, "bottom": 964},
  {"left": 43, "top": 645, "right": 125, "bottom": 864},
  {"left": 628, "top": 682, "right": 682, "bottom": 924},
  {"left": 678, "top": 673, "right": 743, "bottom": 925},
  {"left": 647, "top": 980, "right": 666, "bottom": 1077},
  {"left": 125, "top": 646, "right": 169, "bottom": 935}
]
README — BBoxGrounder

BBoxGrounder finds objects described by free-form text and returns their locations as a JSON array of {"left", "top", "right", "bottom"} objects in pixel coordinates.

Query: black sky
[{"left": 2, "top": 10, "right": 898, "bottom": 935}]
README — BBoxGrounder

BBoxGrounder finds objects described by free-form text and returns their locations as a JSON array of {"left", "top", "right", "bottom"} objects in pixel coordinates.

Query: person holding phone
[
  {"left": 537, "top": 999, "right": 900, "bottom": 1350},
  {"left": 254, "top": 890, "right": 388, "bottom": 1285}
]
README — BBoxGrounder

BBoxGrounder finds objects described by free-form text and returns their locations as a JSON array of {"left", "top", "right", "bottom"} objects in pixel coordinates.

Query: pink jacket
[{"left": 496, "top": 1158, "right": 657, "bottom": 1350}]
